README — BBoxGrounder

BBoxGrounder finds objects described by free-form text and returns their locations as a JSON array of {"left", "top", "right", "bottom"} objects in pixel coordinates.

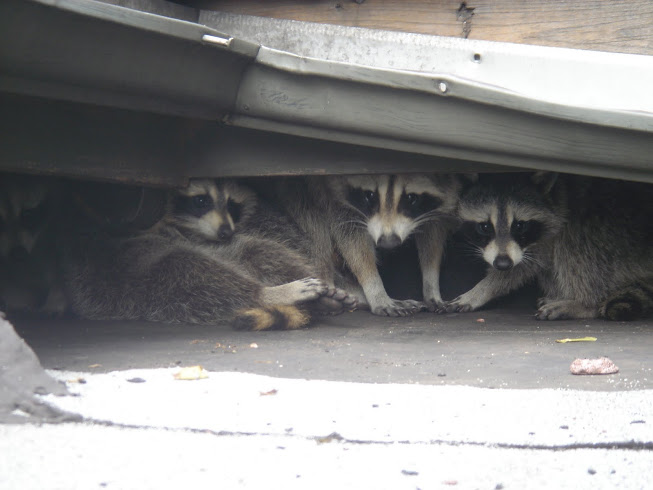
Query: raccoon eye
[
  {"left": 406, "top": 193, "right": 419, "bottom": 206},
  {"left": 364, "top": 190, "right": 376, "bottom": 204},
  {"left": 191, "top": 194, "right": 212, "bottom": 209},
  {"left": 476, "top": 222, "right": 493, "bottom": 236},
  {"left": 513, "top": 220, "right": 530, "bottom": 235}
]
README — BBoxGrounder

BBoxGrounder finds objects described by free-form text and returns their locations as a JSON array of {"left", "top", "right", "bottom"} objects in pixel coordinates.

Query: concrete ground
[{"left": 2, "top": 308, "right": 652, "bottom": 489}]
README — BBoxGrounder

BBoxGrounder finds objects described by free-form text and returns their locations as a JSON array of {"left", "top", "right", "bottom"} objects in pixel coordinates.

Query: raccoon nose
[
  {"left": 376, "top": 233, "right": 402, "bottom": 250},
  {"left": 9, "top": 246, "right": 30, "bottom": 263},
  {"left": 493, "top": 254, "right": 514, "bottom": 271},
  {"left": 217, "top": 225, "right": 234, "bottom": 241}
]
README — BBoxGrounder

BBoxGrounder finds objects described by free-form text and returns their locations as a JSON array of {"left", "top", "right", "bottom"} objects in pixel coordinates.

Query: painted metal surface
[{"left": 0, "top": 0, "right": 651, "bottom": 181}]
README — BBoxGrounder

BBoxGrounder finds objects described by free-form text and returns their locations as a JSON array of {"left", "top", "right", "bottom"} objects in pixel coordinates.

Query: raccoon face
[
  {"left": 0, "top": 177, "right": 51, "bottom": 262},
  {"left": 170, "top": 179, "right": 255, "bottom": 243},
  {"left": 339, "top": 174, "right": 459, "bottom": 249},
  {"left": 458, "top": 174, "right": 561, "bottom": 271}
]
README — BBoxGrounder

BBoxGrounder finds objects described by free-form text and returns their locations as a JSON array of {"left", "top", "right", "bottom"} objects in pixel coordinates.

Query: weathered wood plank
[{"left": 188, "top": 0, "right": 653, "bottom": 55}]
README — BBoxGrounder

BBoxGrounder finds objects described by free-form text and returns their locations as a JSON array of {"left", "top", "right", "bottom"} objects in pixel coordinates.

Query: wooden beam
[{"left": 186, "top": 0, "right": 653, "bottom": 56}]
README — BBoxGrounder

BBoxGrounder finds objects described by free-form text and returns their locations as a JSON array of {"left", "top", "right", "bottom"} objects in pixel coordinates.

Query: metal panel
[
  {"left": 202, "top": 11, "right": 653, "bottom": 128},
  {"left": 0, "top": 0, "right": 258, "bottom": 120},
  {"left": 201, "top": 11, "right": 653, "bottom": 181},
  {"left": 0, "top": 0, "right": 651, "bottom": 182},
  {"left": 231, "top": 61, "right": 653, "bottom": 181},
  {"left": 0, "top": 94, "right": 508, "bottom": 184}
]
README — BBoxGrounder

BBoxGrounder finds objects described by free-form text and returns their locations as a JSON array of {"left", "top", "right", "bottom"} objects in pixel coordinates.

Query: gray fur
[
  {"left": 265, "top": 174, "right": 461, "bottom": 316},
  {"left": 64, "top": 179, "right": 340, "bottom": 327},
  {"left": 0, "top": 174, "right": 66, "bottom": 316},
  {"left": 444, "top": 173, "right": 653, "bottom": 320}
]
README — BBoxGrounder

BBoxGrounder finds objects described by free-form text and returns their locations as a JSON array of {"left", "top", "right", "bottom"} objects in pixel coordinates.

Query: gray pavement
[
  {"left": 13, "top": 309, "right": 653, "bottom": 390},
  {"left": 2, "top": 309, "right": 653, "bottom": 489}
]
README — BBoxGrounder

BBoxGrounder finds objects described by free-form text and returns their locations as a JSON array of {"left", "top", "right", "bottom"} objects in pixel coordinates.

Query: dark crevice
[{"left": 73, "top": 418, "right": 653, "bottom": 452}]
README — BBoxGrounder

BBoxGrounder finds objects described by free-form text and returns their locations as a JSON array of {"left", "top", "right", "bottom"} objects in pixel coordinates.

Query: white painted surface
[{"left": 1, "top": 369, "right": 652, "bottom": 489}]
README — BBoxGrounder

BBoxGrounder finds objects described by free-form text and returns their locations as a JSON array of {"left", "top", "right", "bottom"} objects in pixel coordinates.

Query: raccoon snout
[
  {"left": 376, "top": 233, "right": 402, "bottom": 250},
  {"left": 493, "top": 254, "right": 514, "bottom": 271},
  {"left": 217, "top": 225, "right": 234, "bottom": 241}
]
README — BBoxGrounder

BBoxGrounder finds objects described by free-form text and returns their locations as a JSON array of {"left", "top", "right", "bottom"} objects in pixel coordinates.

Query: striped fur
[
  {"left": 444, "top": 173, "right": 653, "bottom": 321},
  {"left": 263, "top": 174, "right": 462, "bottom": 316},
  {"left": 64, "top": 179, "right": 336, "bottom": 329}
]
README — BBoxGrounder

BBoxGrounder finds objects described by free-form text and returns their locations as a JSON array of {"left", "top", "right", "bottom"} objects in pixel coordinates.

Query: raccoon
[
  {"left": 64, "top": 179, "right": 349, "bottom": 330},
  {"left": 443, "top": 172, "right": 653, "bottom": 321},
  {"left": 0, "top": 174, "right": 66, "bottom": 315},
  {"left": 265, "top": 174, "right": 461, "bottom": 316}
]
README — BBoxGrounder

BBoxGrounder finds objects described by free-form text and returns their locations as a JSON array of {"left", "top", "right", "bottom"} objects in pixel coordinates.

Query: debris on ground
[
  {"left": 570, "top": 357, "right": 619, "bottom": 375},
  {"left": 556, "top": 337, "right": 597, "bottom": 343},
  {"left": 173, "top": 365, "right": 209, "bottom": 380},
  {"left": 315, "top": 432, "right": 344, "bottom": 444}
]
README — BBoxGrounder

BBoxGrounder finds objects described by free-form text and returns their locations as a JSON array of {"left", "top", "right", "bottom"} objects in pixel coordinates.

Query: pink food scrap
[{"left": 570, "top": 357, "right": 619, "bottom": 375}]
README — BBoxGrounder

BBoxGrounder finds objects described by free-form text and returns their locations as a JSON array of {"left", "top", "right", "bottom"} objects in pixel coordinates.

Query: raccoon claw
[
  {"left": 439, "top": 299, "right": 474, "bottom": 314},
  {"left": 372, "top": 299, "right": 424, "bottom": 317},
  {"left": 424, "top": 299, "right": 445, "bottom": 312},
  {"left": 536, "top": 297, "right": 552, "bottom": 308},
  {"left": 535, "top": 300, "right": 597, "bottom": 321},
  {"left": 535, "top": 304, "right": 567, "bottom": 321}
]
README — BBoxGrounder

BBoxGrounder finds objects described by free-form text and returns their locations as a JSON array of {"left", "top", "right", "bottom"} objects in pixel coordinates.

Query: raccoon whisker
[
  {"left": 521, "top": 252, "right": 545, "bottom": 269},
  {"left": 336, "top": 219, "right": 368, "bottom": 231},
  {"left": 413, "top": 211, "right": 444, "bottom": 225},
  {"left": 459, "top": 240, "right": 484, "bottom": 259},
  {"left": 340, "top": 202, "right": 369, "bottom": 220}
]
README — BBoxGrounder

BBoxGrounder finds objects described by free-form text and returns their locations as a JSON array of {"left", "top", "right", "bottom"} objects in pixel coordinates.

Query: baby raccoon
[
  {"left": 65, "top": 179, "right": 349, "bottom": 330},
  {"left": 267, "top": 174, "right": 461, "bottom": 316},
  {"left": 443, "top": 172, "right": 653, "bottom": 320},
  {"left": 0, "top": 174, "right": 66, "bottom": 315}
]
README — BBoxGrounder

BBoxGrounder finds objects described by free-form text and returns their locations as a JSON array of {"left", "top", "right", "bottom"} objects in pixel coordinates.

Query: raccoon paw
[
  {"left": 424, "top": 298, "right": 445, "bottom": 312},
  {"left": 439, "top": 297, "right": 475, "bottom": 314},
  {"left": 536, "top": 297, "right": 553, "bottom": 308},
  {"left": 535, "top": 299, "right": 598, "bottom": 321},
  {"left": 295, "top": 277, "right": 329, "bottom": 301},
  {"left": 371, "top": 299, "right": 424, "bottom": 317},
  {"left": 262, "top": 278, "right": 328, "bottom": 305},
  {"left": 310, "top": 287, "right": 358, "bottom": 315}
]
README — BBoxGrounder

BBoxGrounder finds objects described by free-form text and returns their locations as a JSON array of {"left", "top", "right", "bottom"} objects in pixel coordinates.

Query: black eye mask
[
  {"left": 511, "top": 220, "right": 542, "bottom": 247},
  {"left": 347, "top": 187, "right": 380, "bottom": 216},
  {"left": 174, "top": 194, "right": 214, "bottom": 218},
  {"left": 398, "top": 192, "right": 443, "bottom": 219}
]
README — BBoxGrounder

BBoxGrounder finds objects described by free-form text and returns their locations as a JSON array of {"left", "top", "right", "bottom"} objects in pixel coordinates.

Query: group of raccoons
[{"left": 1, "top": 171, "right": 652, "bottom": 329}]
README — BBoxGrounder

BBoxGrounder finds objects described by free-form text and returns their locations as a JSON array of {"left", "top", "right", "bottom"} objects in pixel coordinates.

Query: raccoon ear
[{"left": 531, "top": 172, "right": 558, "bottom": 195}]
